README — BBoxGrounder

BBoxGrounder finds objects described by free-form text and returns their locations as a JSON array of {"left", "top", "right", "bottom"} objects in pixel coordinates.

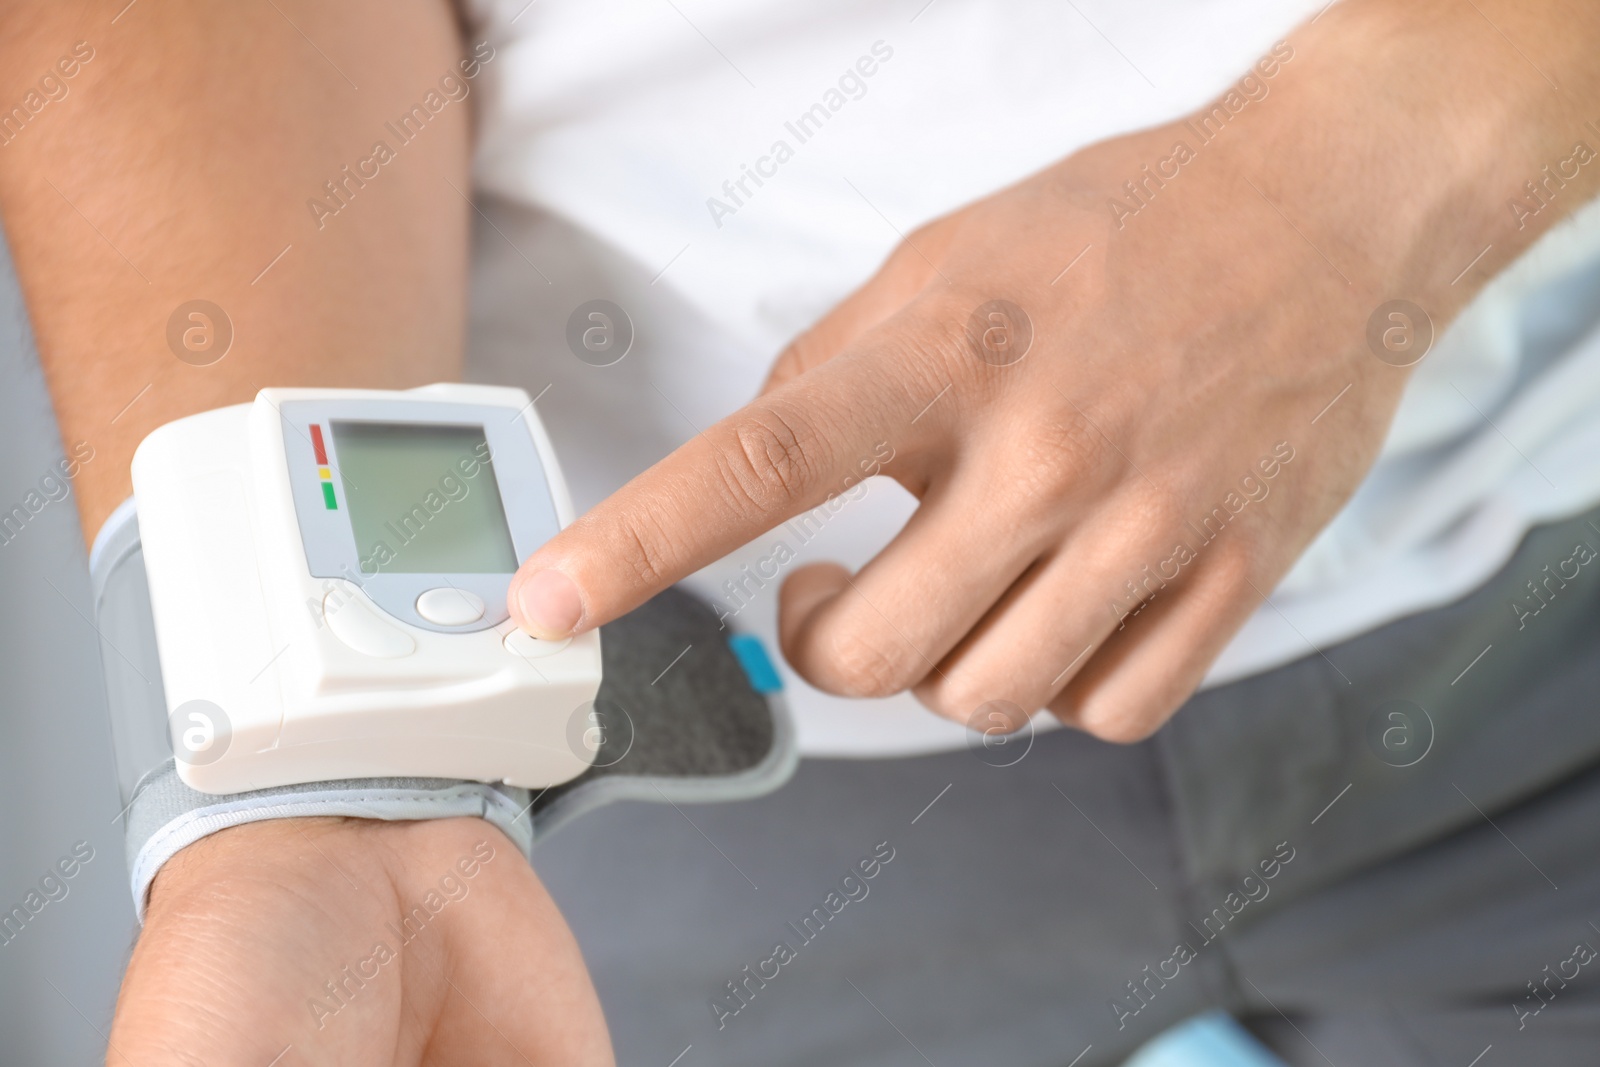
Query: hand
[
  {"left": 508, "top": 0, "right": 1599, "bottom": 740},
  {"left": 510, "top": 130, "right": 1395, "bottom": 740},
  {"left": 109, "top": 818, "right": 613, "bottom": 1067}
]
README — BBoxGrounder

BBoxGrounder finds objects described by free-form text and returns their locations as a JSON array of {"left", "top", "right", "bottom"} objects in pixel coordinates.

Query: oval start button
[{"left": 416, "top": 587, "right": 486, "bottom": 626}]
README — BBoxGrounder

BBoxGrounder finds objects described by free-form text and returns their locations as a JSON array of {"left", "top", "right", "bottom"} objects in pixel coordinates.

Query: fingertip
[{"left": 509, "top": 566, "right": 586, "bottom": 639}]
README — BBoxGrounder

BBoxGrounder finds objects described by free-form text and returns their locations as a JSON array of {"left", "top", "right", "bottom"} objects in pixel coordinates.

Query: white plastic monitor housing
[{"left": 130, "top": 384, "right": 602, "bottom": 795}]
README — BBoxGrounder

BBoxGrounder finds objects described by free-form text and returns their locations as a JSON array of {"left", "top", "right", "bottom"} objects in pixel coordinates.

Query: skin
[
  {"left": 1, "top": 0, "right": 1597, "bottom": 1060},
  {"left": 1, "top": 0, "right": 470, "bottom": 541}
]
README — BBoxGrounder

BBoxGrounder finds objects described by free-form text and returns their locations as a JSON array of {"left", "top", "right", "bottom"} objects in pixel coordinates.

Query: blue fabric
[
  {"left": 1124, "top": 1013, "right": 1285, "bottom": 1067},
  {"left": 727, "top": 633, "right": 783, "bottom": 693}
]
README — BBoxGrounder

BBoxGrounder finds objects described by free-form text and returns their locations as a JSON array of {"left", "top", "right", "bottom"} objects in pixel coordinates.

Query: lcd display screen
[{"left": 330, "top": 421, "right": 519, "bottom": 574}]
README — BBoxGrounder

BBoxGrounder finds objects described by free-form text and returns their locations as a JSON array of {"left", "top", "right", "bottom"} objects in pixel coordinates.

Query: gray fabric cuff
[
  {"left": 124, "top": 767, "right": 535, "bottom": 922},
  {"left": 92, "top": 507, "right": 797, "bottom": 919}
]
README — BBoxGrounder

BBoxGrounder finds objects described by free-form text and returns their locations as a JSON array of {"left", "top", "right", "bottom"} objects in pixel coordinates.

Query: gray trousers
[
  {"left": 532, "top": 502, "right": 1600, "bottom": 1067},
  {"left": 4, "top": 225, "right": 1600, "bottom": 1065}
]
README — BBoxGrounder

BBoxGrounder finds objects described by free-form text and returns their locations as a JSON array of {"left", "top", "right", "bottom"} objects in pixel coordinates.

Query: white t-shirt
[{"left": 462, "top": 0, "right": 1600, "bottom": 755}]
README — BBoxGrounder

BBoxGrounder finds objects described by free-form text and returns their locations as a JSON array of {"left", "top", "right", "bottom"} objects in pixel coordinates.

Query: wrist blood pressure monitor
[{"left": 131, "top": 384, "right": 601, "bottom": 795}]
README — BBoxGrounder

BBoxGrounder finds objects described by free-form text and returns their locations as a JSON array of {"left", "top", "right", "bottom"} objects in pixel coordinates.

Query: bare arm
[{"left": 0, "top": 0, "right": 469, "bottom": 540}]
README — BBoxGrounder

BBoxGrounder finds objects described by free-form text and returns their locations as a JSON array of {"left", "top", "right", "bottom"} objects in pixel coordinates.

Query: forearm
[
  {"left": 1235, "top": 0, "right": 1600, "bottom": 313},
  {"left": 0, "top": 0, "right": 473, "bottom": 541},
  {"left": 1056, "top": 0, "right": 1600, "bottom": 336}
]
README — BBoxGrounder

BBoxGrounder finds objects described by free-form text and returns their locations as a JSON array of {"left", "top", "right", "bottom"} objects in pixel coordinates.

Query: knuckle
[
  {"left": 597, "top": 510, "right": 675, "bottom": 591},
  {"left": 821, "top": 628, "right": 922, "bottom": 698},
  {"left": 718, "top": 405, "right": 822, "bottom": 518},
  {"left": 1099, "top": 493, "right": 1187, "bottom": 568},
  {"left": 913, "top": 672, "right": 992, "bottom": 724},
  {"left": 1203, "top": 542, "right": 1260, "bottom": 596},
  {"left": 899, "top": 215, "right": 960, "bottom": 264},
  {"left": 919, "top": 306, "right": 981, "bottom": 370},
  {"left": 981, "top": 413, "right": 1113, "bottom": 528},
  {"left": 619, "top": 526, "right": 668, "bottom": 588},
  {"left": 1076, "top": 704, "right": 1160, "bottom": 745},
  {"left": 1139, "top": 494, "right": 1187, "bottom": 542},
  {"left": 1024, "top": 410, "right": 1113, "bottom": 487}
]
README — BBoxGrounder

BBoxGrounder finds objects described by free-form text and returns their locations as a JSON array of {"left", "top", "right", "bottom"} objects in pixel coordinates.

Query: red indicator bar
[{"left": 310, "top": 423, "right": 328, "bottom": 465}]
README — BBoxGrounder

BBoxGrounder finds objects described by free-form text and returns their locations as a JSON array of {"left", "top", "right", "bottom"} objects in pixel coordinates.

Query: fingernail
[{"left": 516, "top": 569, "right": 584, "bottom": 638}]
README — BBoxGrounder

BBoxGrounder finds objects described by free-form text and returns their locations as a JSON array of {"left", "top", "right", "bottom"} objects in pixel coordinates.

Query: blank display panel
[{"left": 331, "top": 421, "right": 519, "bottom": 574}]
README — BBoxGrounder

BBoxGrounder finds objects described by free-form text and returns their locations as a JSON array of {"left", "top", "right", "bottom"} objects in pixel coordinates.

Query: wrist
[
  {"left": 144, "top": 817, "right": 368, "bottom": 923},
  {"left": 144, "top": 815, "right": 511, "bottom": 926}
]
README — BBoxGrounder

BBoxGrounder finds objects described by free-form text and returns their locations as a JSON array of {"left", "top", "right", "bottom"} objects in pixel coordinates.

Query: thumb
[{"left": 509, "top": 351, "right": 917, "bottom": 638}]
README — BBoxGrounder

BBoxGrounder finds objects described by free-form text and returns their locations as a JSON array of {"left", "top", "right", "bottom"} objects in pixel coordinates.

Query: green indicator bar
[{"left": 321, "top": 480, "right": 337, "bottom": 509}]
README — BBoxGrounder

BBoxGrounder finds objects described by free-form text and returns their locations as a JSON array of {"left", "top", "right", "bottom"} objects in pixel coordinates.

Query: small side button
[{"left": 503, "top": 629, "right": 570, "bottom": 659}]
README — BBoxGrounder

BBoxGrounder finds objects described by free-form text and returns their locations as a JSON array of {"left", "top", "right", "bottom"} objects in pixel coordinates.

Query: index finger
[{"left": 508, "top": 353, "right": 921, "bottom": 638}]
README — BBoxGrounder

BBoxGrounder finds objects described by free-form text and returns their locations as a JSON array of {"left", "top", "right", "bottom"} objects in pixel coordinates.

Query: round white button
[
  {"left": 503, "top": 629, "right": 571, "bottom": 659},
  {"left": 324, "top": 590, "right": 415, "bottom": 659},
  {"left": 416, "top": 587, "right": 486, "bottom": 626}
]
